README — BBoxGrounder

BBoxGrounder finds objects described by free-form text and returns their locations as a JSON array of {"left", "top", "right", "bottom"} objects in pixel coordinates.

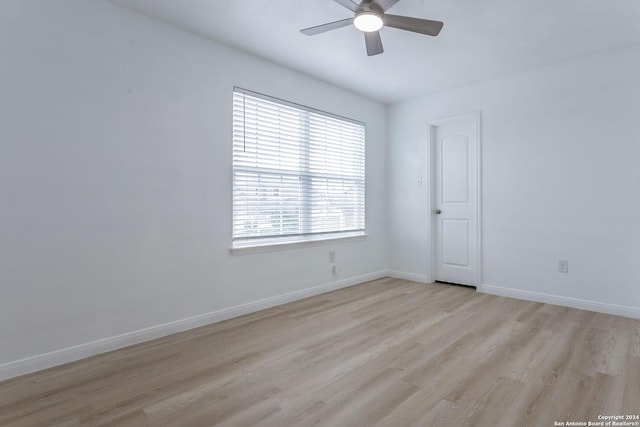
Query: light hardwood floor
[{"left": 1, "top": 278, "right": 639, "bottom": 427}]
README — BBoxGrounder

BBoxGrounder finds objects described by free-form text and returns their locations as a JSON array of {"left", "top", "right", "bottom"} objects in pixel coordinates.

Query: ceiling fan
[{"left": 300, "top": 0, "right": 444, "bottom": 56}]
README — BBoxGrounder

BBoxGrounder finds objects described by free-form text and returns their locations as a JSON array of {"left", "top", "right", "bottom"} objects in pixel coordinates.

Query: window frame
[{"left": 231, "top": 87, "right": 366, "bottom": 252}]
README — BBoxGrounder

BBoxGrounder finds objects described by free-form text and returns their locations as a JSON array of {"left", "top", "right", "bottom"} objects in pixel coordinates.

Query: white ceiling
[{"left": 111, "top": 0, "right": 640, "bottom": 103}]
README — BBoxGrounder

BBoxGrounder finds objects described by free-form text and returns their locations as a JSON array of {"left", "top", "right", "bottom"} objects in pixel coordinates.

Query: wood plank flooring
[{"left": 1, "top": 278, "right": 639, "bottom": 426}]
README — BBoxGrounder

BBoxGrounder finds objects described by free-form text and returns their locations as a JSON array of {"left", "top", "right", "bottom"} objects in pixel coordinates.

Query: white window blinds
[{"left": 232, "top": 88, "right": 365, "bottom": 247}]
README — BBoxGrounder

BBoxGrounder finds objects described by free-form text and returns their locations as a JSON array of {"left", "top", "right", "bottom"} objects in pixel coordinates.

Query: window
[{"left": 232, "top": 88, "right": 365, "bottom": 249}]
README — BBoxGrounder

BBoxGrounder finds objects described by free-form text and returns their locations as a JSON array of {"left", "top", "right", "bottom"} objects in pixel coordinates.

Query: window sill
[{"left": 230, "top": 233, "right": 368, "bottom": 256}]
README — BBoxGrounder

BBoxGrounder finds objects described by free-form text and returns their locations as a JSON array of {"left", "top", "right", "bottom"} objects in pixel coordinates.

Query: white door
[{"left": 432, "top": 115, "right": 479, "bottom": 286}]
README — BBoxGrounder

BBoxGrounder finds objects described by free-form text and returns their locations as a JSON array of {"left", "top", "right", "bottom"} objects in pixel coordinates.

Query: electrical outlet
[
  {"left": 329, "top": 250, "right": 335, "bottom": 263},
  {"left": 559, "top": 260, "right": 569, "bottom": 273}
]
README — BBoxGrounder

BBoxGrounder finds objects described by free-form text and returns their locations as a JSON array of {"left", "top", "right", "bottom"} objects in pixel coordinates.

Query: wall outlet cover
[{"left": 559, "top": 260, "right": 569, "bottom": 273}]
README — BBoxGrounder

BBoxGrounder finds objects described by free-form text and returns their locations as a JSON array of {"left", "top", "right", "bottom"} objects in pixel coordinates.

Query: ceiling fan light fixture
[
  {"left": 354, "top": 12, "right": 383, "bottom": 32},
  {"left": 300, "top": 0, "right": 444, "bottom": 56}
]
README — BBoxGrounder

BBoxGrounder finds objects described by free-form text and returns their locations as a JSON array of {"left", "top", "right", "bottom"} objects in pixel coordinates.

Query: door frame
[{"left": 426, "top": 112, "right": 483, "bottom": 287}]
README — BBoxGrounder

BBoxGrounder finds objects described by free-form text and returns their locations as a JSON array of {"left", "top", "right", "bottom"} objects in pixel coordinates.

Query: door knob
[{"left": 433, "top": 209, "right": 442, "bottom": 214}]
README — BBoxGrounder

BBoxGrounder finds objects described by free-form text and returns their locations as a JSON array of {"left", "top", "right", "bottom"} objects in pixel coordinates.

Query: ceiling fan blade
[
  {"left": 334, "top": 0, "right": 359, "bottom": 12},
  {"left": 383, "top": 14, "right": 444, "bottom": 36},
  {"left": 372, "top": 0, "right": 400, "bottom": 12},
  {"left": 364, "top": 31, "right": 384, "bottom": 56},
  {"left": 300, "top": 18, "right": 354, "bottom": 36}
]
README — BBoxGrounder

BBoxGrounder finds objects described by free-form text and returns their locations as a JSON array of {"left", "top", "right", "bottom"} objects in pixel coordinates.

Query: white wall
[
  {"left": 388, "top": 45, "right": 640, "bottom": 315},
  {"left": 0, "top": 0, "right": 387, "bottom": 374}
]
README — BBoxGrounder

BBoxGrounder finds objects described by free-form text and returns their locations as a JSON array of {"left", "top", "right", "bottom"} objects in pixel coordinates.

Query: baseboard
[
  {"left": 0, "top": 270, "right": 388, "bottom": 382},
  {"left": 386, "top": 270, "right": 432, "bottom": 284},
  {"left": 479, "top": 284, "right": 640, "bottom": 320}
]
